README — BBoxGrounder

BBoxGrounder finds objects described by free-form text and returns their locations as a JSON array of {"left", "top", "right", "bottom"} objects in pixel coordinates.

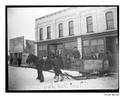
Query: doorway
[
  {"left": 48, "top": 43, "right": 63, "bottom": 57},
  {"left": 106, "top": 36, "right": 119, "bottom": 71}
]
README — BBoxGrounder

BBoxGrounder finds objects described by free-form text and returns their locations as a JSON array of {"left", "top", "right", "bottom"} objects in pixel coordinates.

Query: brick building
[{"left": 35, "top": 7, "right": 118, "bottom": 70}]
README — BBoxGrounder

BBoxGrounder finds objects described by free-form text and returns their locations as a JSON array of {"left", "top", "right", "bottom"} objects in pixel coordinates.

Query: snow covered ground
[{"left": 8, "top": 66, "right": 118, "bottom": 90}]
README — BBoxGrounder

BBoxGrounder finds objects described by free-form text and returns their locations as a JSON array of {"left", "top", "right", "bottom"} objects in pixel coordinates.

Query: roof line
[{"left": 35, "top": 7, "right": 75, "bottom": 21}]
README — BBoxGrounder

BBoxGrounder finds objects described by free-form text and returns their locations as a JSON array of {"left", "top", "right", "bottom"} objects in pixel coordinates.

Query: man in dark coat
[
  {"left": 98, "top": 50, "right": 105, "bottom": 59},
  {"left": 36, "top": 57, "right": 44, "bottom": 82},
  {"left": 17, "top": 53, "right": 22, "bottom": 67},
  {"left": 73, "top": 47, "right": 80, "bottom": 59},
  {"left": 27, "top": 54, "right": 44, "bottom": 82},
  {"left": 52, "top": 55, "right": 64, "bottom": 82},
  {"left": 10, "top": 54, "right": 13, "bottom": 65},
  {"left": 106, "top": 50, "right": 113, "bottom": 69}
]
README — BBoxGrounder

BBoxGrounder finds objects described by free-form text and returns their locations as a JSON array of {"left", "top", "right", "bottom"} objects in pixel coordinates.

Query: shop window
[
  {"left": 86, "top": 16, "right": 93, "bottom": 33},
  {"left": 47, "top": 26, "right": 51, "bottom": 39},
  {"left": 106, "top": 11, "right": 114, "bottom": 30},
  {"left": 91, "top": 39, "right": 104, "bottom": 53},
  {"left": 39, "top": 28, "right": 43, "bottom": 40},
  {"left": 82, "top": 39, "right": 104, "bottom": 59},
  {"left": 97, "top": 39, "right": 104, "bottom": 52},
  {"left": 58, "top": 23, "right": 63, "bottom": 37},
  {"left": 42, "top": 45, "right": 47, "bottom": 50},
  {"left": 49, "top": 45, "right": 56, "bottom": 54},
  {"left": 64, "top": 41, "right": 77, "bottom": 50},
  {"left": 68, "top": 21, "right": 74, "bottom": 36},
  {"left": 90, "top": 40, "right": 97, "bottom": 53},
  {"left": 38, "top": 45, "right": 47, "bottom": 51},
  {"left": 38, "top": 45, "right": 47, "bottom": 57},
  {"left": 64, "top": 41, "right": 77, "bottom": 56},
  {"left": 83, "top": 40, "right": 90, "bottom": 54},
  {"left": 83, "top": 40, "right": 89, "bottom": 46}
]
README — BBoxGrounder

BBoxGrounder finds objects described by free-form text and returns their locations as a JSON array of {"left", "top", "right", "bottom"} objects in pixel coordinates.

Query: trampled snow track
[
  {"left": 20, "top": 64, "right": 116, "bottom": 80},
  {"left": 8, "top": 66, "right": 118, "bottom": 90},
  {"left": 44, "top": 69, "right": 116, "bottom": 81}
]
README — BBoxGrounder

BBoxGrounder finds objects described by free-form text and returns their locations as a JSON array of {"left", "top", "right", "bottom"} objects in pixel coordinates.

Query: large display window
[
  {"left": 82, "top": 38, "right": 104, "bottom": 59},
  {"left": 38, "top": 45, "right": 47, "bottom": 57}
]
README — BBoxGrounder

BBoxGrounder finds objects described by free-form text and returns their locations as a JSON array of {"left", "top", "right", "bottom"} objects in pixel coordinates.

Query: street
[{"left": 8, "top": 65, "right": 118, "bottom": 90}]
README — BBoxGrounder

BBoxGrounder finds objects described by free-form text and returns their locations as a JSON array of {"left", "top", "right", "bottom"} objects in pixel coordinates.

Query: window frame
[
  {"left": 39, "top": 28, "right": 43, "bottom": 40},
  {"left": 47, "top": 26, "right": 51, "bottom": 39},
  {"left": 83, "top": 40, "right": 90, "bottom": 55},
  {"left": 68, "top": 20, "right": 74, "bottom": 36},
  {"left": 105, "top": 11, "right": 114, "bottom": 30},
  {"left": 86, "top": 16, "right": 93, "bottom": 33},
  {"left": 58, "top": 23, "right": 63, "bottom": 37}
]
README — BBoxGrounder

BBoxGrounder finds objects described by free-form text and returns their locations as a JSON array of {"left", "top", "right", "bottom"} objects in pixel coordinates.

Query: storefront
[
  {"left": 81, "top": 30, "right": 118, "bottom": 72},
  {"left": 37, "top": 36, "right": 78, "bottom": 69},
  {"left": 37, "top": 30, "right": 118, "bottom": 72}
]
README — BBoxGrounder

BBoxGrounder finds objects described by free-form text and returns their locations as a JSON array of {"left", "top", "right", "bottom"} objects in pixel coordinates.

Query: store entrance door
[
  {"left": 106, "top": 36, "right": 119, "bottom": 71},
  {"left": 48, "top": 43, "right": 63, "bottom": 57}
]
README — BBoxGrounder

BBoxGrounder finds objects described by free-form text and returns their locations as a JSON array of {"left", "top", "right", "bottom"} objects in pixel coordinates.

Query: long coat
[
  {"left": 73, "top": 50, "right": 80, "bottom": 59},
  {"left": 52, "top": 57, "right": 63, "bottom": 76}
]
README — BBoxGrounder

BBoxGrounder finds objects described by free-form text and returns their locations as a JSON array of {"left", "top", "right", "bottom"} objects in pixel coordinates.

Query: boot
[
  {"left": 40, "top": 79, "right": 44, "bottom": 82},
  {"left": 60, "top": 75, "right": 64, "bottom": 81},
  {"left": 54, "top": 75, "right": 57, "bottom": 79},
  {"left": 54, "top": 76, "right": 59, "bottom": 82}
]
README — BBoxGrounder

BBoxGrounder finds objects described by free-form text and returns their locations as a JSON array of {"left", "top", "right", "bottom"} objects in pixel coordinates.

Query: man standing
[
  {"left": 73, "top": 47, "right": 80, "bottom": 59},
  {"left": 36, "top": 57, "right": 44, "bottom": 82},
  {"left": 52, "top": 55, "right": 64, "bottom": 82},
  {"left": 106, "top": 50, "right": 113, "bottom": 70},
  {"left": 10, "top": 53, "right": 13, "bottom": 65},
  {"left": 17, "top": 53, "right": 22, "bottom": 67}
]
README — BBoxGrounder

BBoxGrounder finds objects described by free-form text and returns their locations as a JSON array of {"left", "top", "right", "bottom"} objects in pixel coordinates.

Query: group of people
[
  {"left": 82, "top": 50, "right": 112, "bottom": 60},
  {"left": 33, "top": 53, "right": 64, "bottom": 83},
  {"left": 34, "top": 47, "right": 80, "bottom": 83},
  {"left": 9, "top": 47, "right": 113, "bottom": 83},
  {"left": 9, "top": 53, "right": 22, "bottom": 67}
]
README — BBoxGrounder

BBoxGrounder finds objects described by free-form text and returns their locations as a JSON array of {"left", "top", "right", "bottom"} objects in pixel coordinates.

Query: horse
[{"left": 26, "top": 54, "right": 64, "bottom": 82}]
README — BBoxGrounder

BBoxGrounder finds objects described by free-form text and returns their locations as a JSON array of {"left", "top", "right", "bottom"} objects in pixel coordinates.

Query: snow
[{"left": 8, "top": 66, "right": 118, "bottom": 90}]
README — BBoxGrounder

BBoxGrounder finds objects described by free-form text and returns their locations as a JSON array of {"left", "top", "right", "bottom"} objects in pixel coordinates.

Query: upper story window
[
  {"left": 105, "top": 11, "right": 114, "bottom": 30},
  {"left": 47, "top": 26, "right": 51, "bottom": 39},
  {"left": 86, "top": 16, "right": 93, "bottom": 33},
  {"left": 58, "top": 23, "right": 63, "bottom": 37},
  {"left": 68, "top": 21, "right": 74, "bottom": 36},
  {"left": 39, "top": 28, "right": 43, "bottom": 40}
]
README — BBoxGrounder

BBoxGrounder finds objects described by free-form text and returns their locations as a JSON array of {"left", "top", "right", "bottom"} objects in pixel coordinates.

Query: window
[
  {"left": 82, "top": 39, "right": 104, "bottom": 59},
  {"left": 65, "top": 41, "right": 77, "bottom": 49},
  {"left": 39, "top": 45, "right": 47, "bottom": 51},
  {"left": 39, "top": 28, "right": 43, "bottom": 40},
  {"left": 83, "top": 40, "right": 90, "bottom": 54},
  {"left": 90, "top": 40, "right": 97, "bottom": 53},
  {"left": 58, "top": 23, "right": 63, "bottom": 37},
  {"left": 64, "top": 41, "right": 77, "bottom": 58},
  {"left": 68, "top": 21, "right": 74, "bottom": 36},
  {"left": 38, "top": 45, "right": 47, "bottom": 57},
  {"left": 97, "top": 39, "right": 104, "bottom": 52},
  {"left": 90, "top": 39, "right": 104, "bottom": 53},
  {"left": 106, "top": 11, "right": 114, "bottom": 30},
  {"left": 47, "top": 26, "right": 51, "bottom": 39},
  {"left": 86, "top": 16, "right": 93, "bottom": 33}
]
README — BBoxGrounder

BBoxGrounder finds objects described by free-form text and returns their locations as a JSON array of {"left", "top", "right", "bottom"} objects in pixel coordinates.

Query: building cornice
[
  {"left": 35, "top": 30, "right": 118, "bottom": 44},
  {"left": 35, "top": 7, "right": 74, "bottom": 21}
]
